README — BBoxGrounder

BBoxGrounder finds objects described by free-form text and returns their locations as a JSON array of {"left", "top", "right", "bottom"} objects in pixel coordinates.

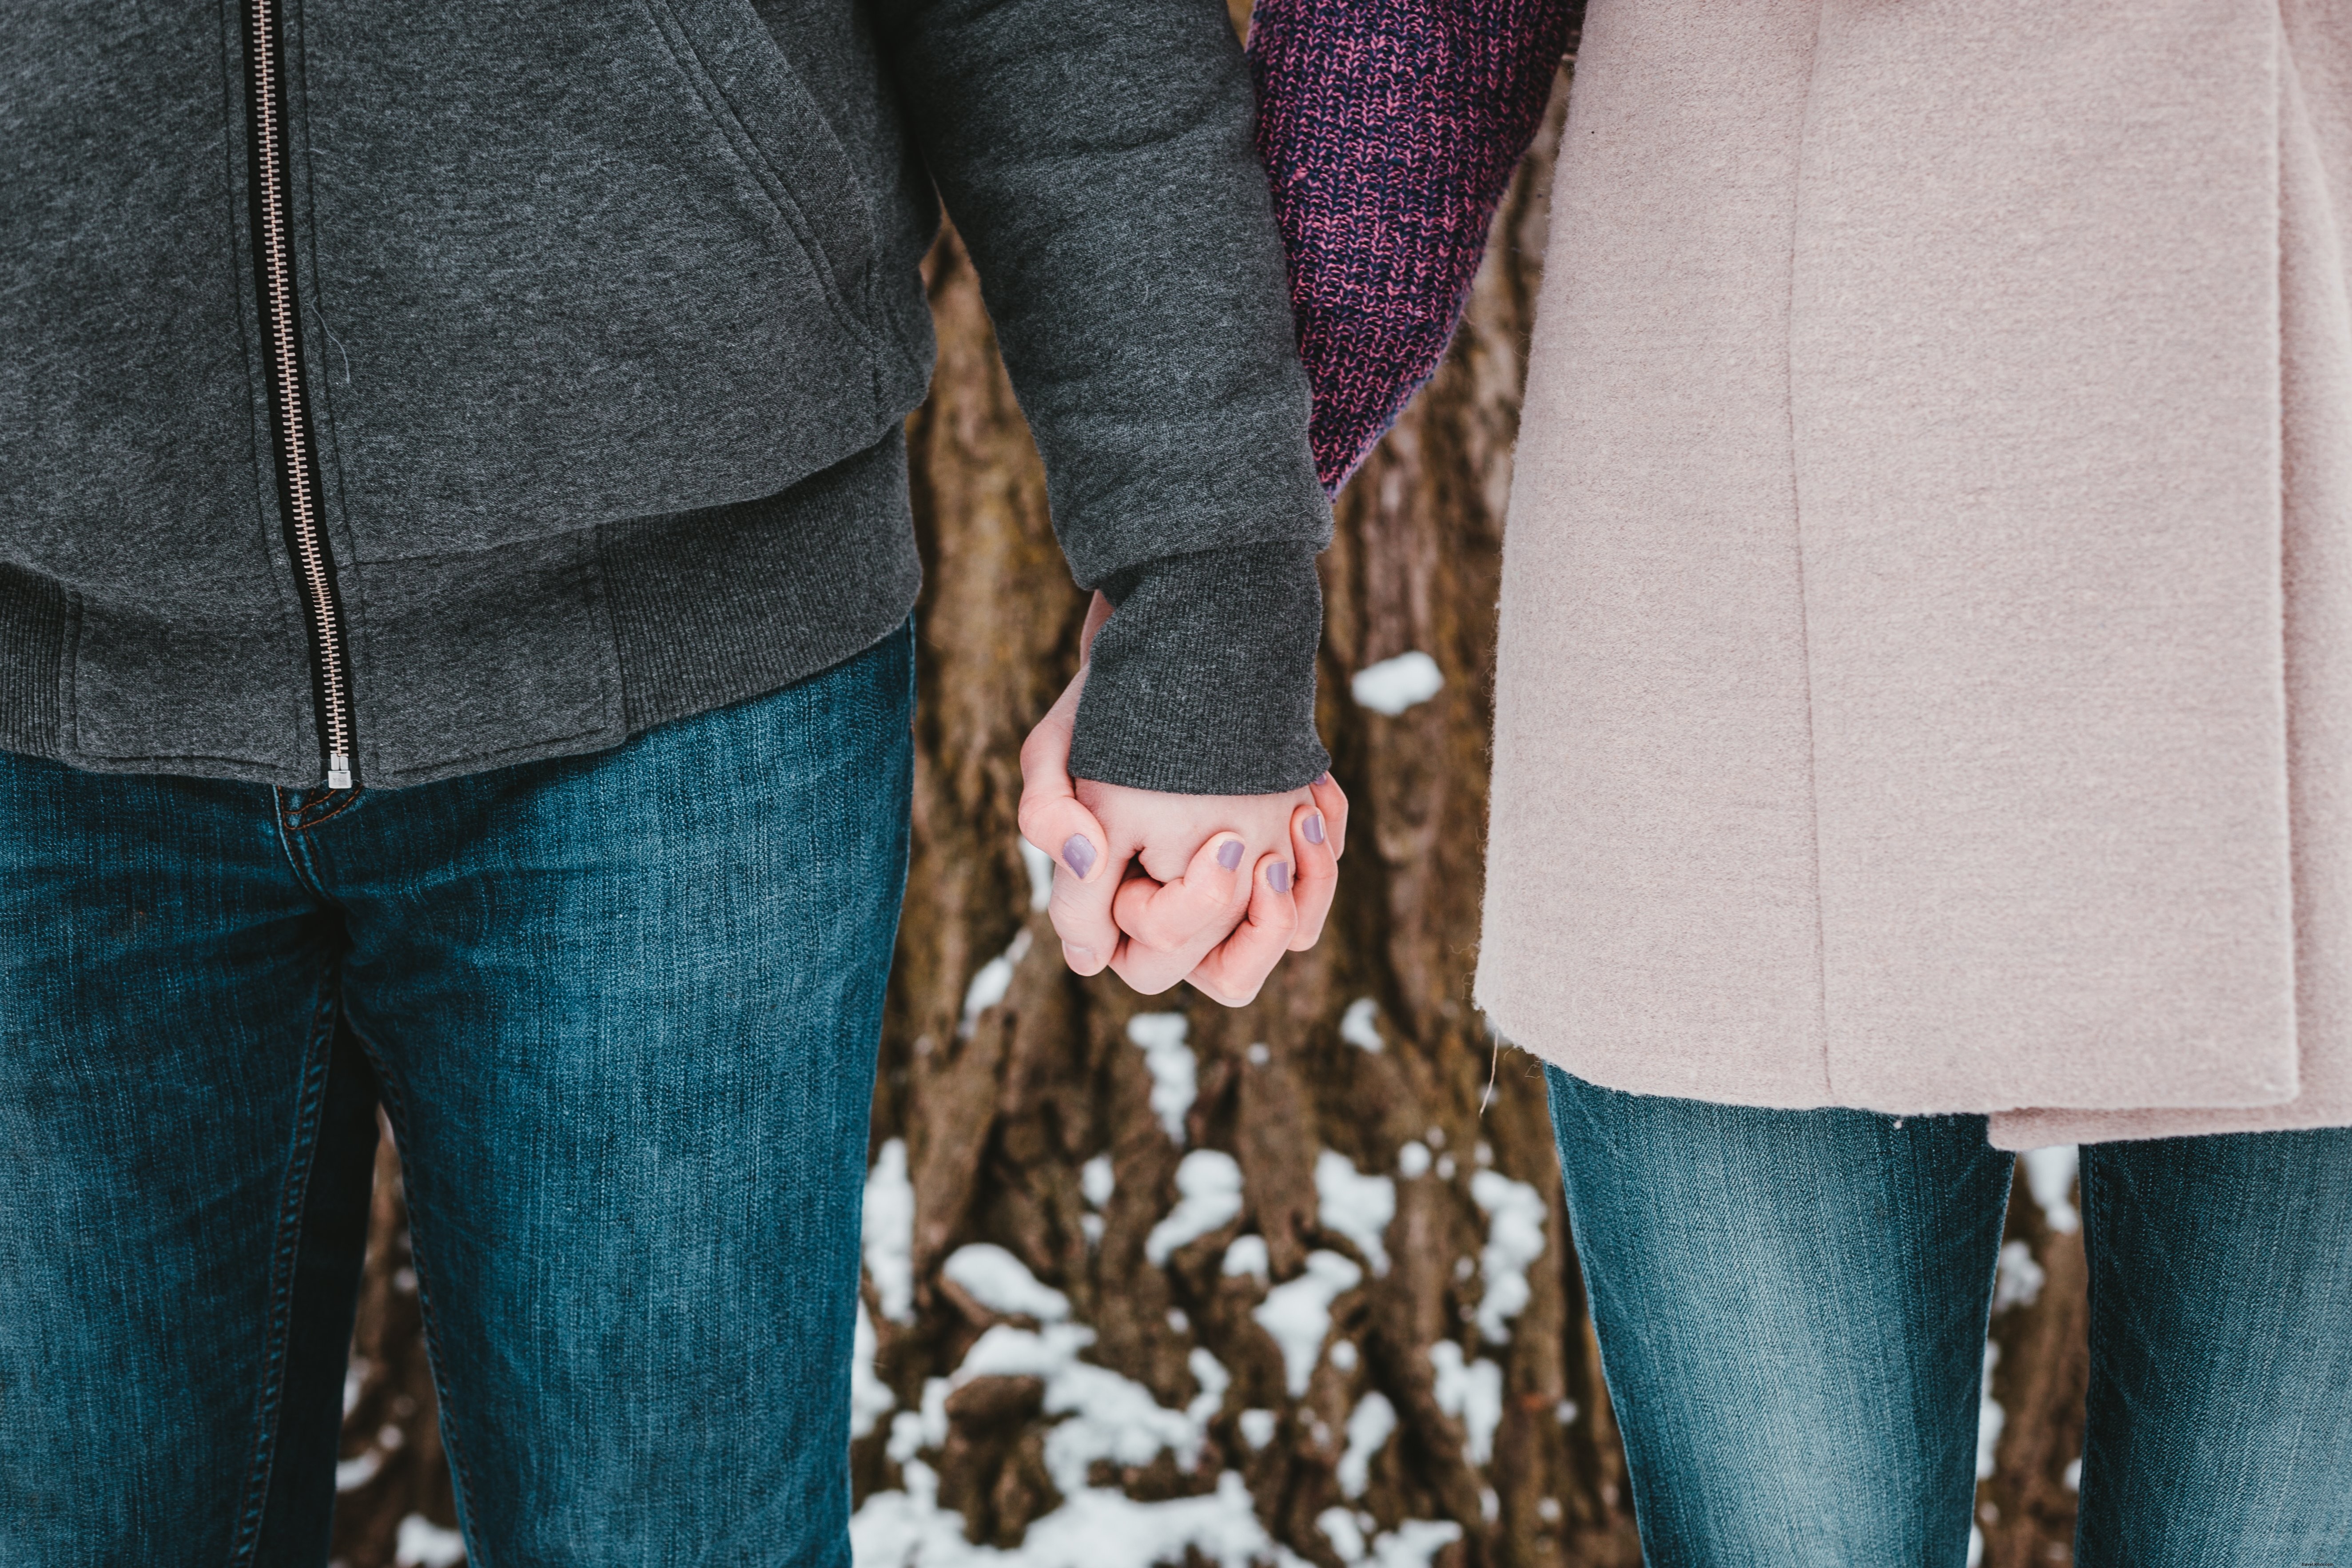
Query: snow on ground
[
  {"left": 2020, "top": 1146, "right": 2080, "bottom": 1233},
  {"left": 1146, "top": 1150, "right": 1246, "bottom": 1265},
  {"left": 1315, "top": 1510, "right": 1464, "bottom": 1568},
  {"left": 1339, "top": 998, "right": 1384, "bottom": 1053},
  {"left": 1126, "top": 1014, "right": 1196, "bottom": 1143},
  {"left": 944, "top": 1243, "right": 1073, "bottom": 1322},
  {"left": 1976, "top": 1342, "right": 2004, "bottom": 1480},
  {"left": 1019, "top": 837, "right": 1056, "bottom": 911},
  {"left": 1220, "top": 1234, "right": 1270, "bottom": 1282},
  {"left": 1080, "top": 1154, "right": 1113, "bottom": 1248},
  {"left": 1396, "top": 1141, "right": 1431, "bottom": 1178},
  {"left": 1468, "top": 1170, "right": 1546, "bottom": 1343},
  {"left": 854, "top": 1301, "right": 896, "bottom": 1438},
  {"left": 868, "top": 1139, "right": 917, "bottom": 1324},
  {"left": 1254, "top": 1250, "right": 1365, "bottom": 1396},
  {"left": 395, "top": 1516, "right": 467, "bottom": 1568},
  {"left": 856, "top": 1242, "right": 1290, "bottom": 1568},
  {"left": 1349, "top": 653, "right": 1445, "bottom": 716},
  {"left": 1238, "top": 1409, "right": 1277, "bottom": 1449},
  {"left": 1337, "top": 1392, "right": 1397, "bottom": 1498},
  {"left": 1991, "top": 1239, "right": 2046, "bottom": 1313},
  {"left": 1427, "top": 1342, "right": 1503, "bottom": 1467},
  {"left": 1315, "top": 1150, "right": 1395, "bottom": 1277},
  {"left": 961, "top": 929, "right": 1035, "bottom": 1038}
]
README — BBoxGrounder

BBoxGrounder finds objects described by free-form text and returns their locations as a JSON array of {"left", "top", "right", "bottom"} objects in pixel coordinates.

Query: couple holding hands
[{"left": 5, "top": 0, "right": 2350, "bottom": 1562}]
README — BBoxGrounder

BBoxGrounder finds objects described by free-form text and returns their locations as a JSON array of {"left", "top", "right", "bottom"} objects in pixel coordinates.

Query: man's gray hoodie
[{"left": 0, "top": 0, "right": 1330, "bottom": 793}]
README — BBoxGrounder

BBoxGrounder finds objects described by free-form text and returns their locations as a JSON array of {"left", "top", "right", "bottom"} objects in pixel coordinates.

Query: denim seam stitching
[{"left": 226, "top": 973, "right": 342, "bottom": 1566}]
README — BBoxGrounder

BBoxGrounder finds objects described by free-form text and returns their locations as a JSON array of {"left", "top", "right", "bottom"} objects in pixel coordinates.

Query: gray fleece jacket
[{"left": 0, "top": 0, "right": 1330, "bottom": 793}]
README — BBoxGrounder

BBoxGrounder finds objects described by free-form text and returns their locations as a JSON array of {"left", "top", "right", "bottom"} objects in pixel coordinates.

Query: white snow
[
  {"left": 1350, "top": 653, "right": 1445, "bottom": 716},
  {"left": 1991, "top": 1239, "right": 2046, "bottom": 1313},
  {"left": 1317, "top": 1508, "right": 1367, "bottom": 1564},
  {"left": 1369, "top": 1521, "right": 1464, "bottom": 1568},
  {"left": 394, "top": 1516, "right": 466, "bottom": 1568},
  {"left": 856, "top": 1462, "right": 1306, "bottom": 1568},
  {"left": 1336, "top": 1392, "right": 1397, "bottom": 1498},
  {"left": 1126, "top": 1014, "right": 1197, "bottom": 1144},
  {"left": 1081, "top": 1154, "right": 1116, "bottom": 1209},
  {"left": 1396, "top": 1141, "right": 1431, "bottom": 1179},
  {"left": 1339, "top": 998, "right": 1384, "bottom": 1053},
  {"left": 1967, "top": 1524, "right": 1984, "bottom": 1568},
  {"left": 867, "top": 1138, "right": 918, "bottom": 1324},
  {"left": 1976, "top": 1342, "right": 2004, "bottom": 1480},
  {"left": 1253, "top": 1250, "right": 1364, "bottom": 1395},
  {"left": 943, "top": 1243, "right": 1072, "bottom": 1322},
  {"left": 1428, "top": 1341, "right": 1504, "bottom": 1466},
  {"left": 852, "top": 1300, "right": 896, "bottom": 1438},
  {"left": 1020, "top": 837, "right": 1057, "bottom": 911},
  {"left": 961, "top": 929, "right": 1035, "bottom": 1038},
  {"left": 2063, "top": 1457, "right": 2081, "bottom": 1491},
  {"left": 1145, "top": 1150, "right": 1246, "bottom": 1266},
  {"left": 1238, "top": 1409, "right": 1277, "bottom": 1450},
  {"left": 2020, "top": 1146, "right": 2081, "bottom": 1234},
  {"left": 335, "top": 1449, "right": 383, "bottom": 1492},
  {"left": 1316, "top": 1150, "right": 1396, "bottom": 1277},
  {"left": 1328, "top": 1340, "right": 1358, "bottom": 1372},
  {"left": 1469, "top": 1170, "right": 1547, "bottom": 1343},
  {"left": 342, "top": 1362, "right": 366, "bottom": 1419},
  {"left": 1220, "top": 1234, "right": 1270, "bottom": 1282}
]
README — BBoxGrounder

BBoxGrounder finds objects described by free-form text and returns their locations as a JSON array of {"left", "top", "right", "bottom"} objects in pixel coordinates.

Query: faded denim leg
[
  {"left": 1545, "top": 1067, "right": 2011, "bottom": 1567},
  {"left": 0, "top": 761, "right": 381, "bottom": 1565},
  {"left": 2076, "top": 1128, "right": 2352, "bottom": 1567},
  {"left": 300, "top": 622, "right": 915, "bottom": 1566}
]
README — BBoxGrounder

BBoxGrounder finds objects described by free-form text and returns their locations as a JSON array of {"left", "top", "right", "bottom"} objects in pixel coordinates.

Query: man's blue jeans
[
  {"left": 1547, "top": 1066, "right": 2352, "bottom": 1567},
  {"left": 0, "top": 623, "right": 913, "bottom": 1566}
]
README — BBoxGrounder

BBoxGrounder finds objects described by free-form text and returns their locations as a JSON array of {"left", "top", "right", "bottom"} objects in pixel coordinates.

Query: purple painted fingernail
[
  {"left": 1062, "top": 835, "right": 1096, "bottom": 879},
  {"left": 1303, "top": 813, "right": 1326, "bottom": 846},
  {"left": 1216, "top": 838, "right": 1244, "bottom": 871},
  {"left": 1269, "top": 860, "right": 1292, "bottom": 893}
]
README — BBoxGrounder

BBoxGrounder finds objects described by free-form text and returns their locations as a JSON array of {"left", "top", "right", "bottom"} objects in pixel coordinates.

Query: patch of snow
[
  {"left": 1469, "top": 1170, "right": 1547, "bottom": 1343},
  {"left": 2020, "top": 1146, "right": 2081, "bottom": 1234},
  {"left": 1536, "top": 1497, "right": 1562, "bottom": 1524},
  {"left": 1367, "top": 1520, "right": 1464, "bottom": 1568},
  {"left": 1350, "top": 652, "right": 1445, "bottom": 716},
  {"left": 943, "top": 1243, "right": 1071, "bottom": 1323},
  {"left": 1472, "top": 1142, "right": 1492, "bottom": 1168},
  {"left": 1967, "top": 1524, "right": 1984, "bottom": 1568},
  {"left": 1316, "top": 1150, "right": 1395, "bottom": 1277},
  {"left": 1339, "top": 998, "right": 1384, "bottom": 1053},
  {"left": 1429, "top": 1341, "right": 1504, "bottom": 1466},
  {"left": 855, "top": 1462, "right": 1306, "bottom": 1568},
  {"left": 1167, "top": 1309, "right": 1190, "bottom": 1333},
  {"left": 334, "top": 1449, "right": 382, "bottom": 1492},
  {"left": 960, "top": 929, "right": 1035, "bottom": 1038},
  {"left": 866, "top": 1138, "right": 917, "bottom": 1324},
  {"left": 1081, "top": 1154, "right": 1115, "bottom": 1209},
  {"left": 1127, "top": 1013, "right": 1196, "bottom": 1144},
  {"left": 394, "top": 1516, "right": 466, "bottom": 1568},
  {"left": 852, "top": 1300, "right": 895, "bottom": 1438},
  {"left": 1238, "top": 1409, "right": 1277, "bottom": 1450},
  {"left": 1246, "top": 1042, "right": 1270, "bottom": 1066},
  {"left": 1221, "top": 1234, "right": 1270, "bottom": 1282},
  {"left": 1254, "top": 1251, "right": 1363, "bottom": 1396},
  {"left": 1976, "top": 1342, "right": 2004, "bottom": 1480},
  {"left": 1555, "top": 1400, "right": 1578, "bottom": 1424},
  {"left": 1317, "top": 1507, "right": 1367, "bottom": 1565},
  {"left": 1328, "top": 1340, "right": 1358, "bottom": 1372},
  {"left": 2063, "top": 1457, "right": 2081, "bottom": 1491},
  {"left": 1397, "top": 1141, "right": 1431, "bottom": 1178},
  {"left": 342, "top": 1361, "right": 366, "bottom": 1418},
  {"left": 1020, "top": 837, "right": 1056, "bottom": 911},
  {"left": 1336, "top": 1392, "right": 1397, "bottom": 1498},
  {"left": 1435, "top": 1155, "right": 1456, "bottom": 1181},
  {"left": 1479, "top": 1489, "right": 1498, "bottom": 1523},
  {"left": 1991, "top": 1240, "right": 2046, "bottom": 1313},
  {"left": 1145, "top": 1150, "right": 1245, "bottom": 1266}
]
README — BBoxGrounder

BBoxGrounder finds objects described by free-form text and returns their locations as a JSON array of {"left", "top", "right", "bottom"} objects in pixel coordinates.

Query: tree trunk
[{"left": 328, "top": 44, "right": 2089, "bottom": 1568}]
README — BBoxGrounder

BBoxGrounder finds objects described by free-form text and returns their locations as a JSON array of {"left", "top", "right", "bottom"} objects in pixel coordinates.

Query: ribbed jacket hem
[{"left": 0, "top": 565, "right": 65, "bottom": 759}]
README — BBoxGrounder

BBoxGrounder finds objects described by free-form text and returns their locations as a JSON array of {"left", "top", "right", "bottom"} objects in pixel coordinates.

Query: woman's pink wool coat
[{"left": 1476, "top": 0, "right": 2352, "bottom": 1147}]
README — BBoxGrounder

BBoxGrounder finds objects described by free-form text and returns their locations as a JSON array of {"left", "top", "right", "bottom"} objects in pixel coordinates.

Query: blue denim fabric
[
  {"left": 1547, "top": 1067, "right": 2352, "bottom": 1568},
  {"left": 0, "top": 622, "right": 914, "bottom": 1567}
]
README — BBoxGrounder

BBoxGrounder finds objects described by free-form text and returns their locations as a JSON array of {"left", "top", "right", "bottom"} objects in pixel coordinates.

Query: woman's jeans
[
  {"left": 1547, "top": 1067, "right": 2352, "bottom": 1568},
  {"left": 0, "top": 623, "right": 914, "bottom": 1566}
]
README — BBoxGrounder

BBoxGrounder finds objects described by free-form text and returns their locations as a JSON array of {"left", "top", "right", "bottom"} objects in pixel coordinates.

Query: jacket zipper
[{"left": 244, "top": 0, "right": 354, "bottom": 790}]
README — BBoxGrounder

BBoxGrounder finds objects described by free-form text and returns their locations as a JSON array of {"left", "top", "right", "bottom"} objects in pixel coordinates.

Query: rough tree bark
[{"left": 327, "top": 46, "right": 2089, "bottom": 1568}]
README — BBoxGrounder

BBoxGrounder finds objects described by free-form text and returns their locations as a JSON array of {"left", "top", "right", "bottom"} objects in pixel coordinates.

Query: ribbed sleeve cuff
[{"left": 1068, "top": 542, "right": 1329, "bottom": 796}]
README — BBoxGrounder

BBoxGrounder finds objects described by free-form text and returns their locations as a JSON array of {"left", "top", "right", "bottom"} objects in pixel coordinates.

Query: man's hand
[{"left": 1016, "top": 594, "right": 1348, "bottom": 1006}]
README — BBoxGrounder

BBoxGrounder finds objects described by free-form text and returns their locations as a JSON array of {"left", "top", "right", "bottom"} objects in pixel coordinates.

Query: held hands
[{"left": 1016, "top": 593, "right": 1348, "bottom": 1005}]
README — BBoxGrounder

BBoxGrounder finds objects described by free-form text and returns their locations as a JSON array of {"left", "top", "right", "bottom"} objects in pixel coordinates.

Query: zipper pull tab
[{"left": 326, "top": 753, "right": 353, "bottom": 791}]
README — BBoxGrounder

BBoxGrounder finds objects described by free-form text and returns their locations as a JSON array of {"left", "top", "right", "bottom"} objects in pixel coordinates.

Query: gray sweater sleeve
[{"left": 871, "top": 0, "right": 1333, "bottom": 795}]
